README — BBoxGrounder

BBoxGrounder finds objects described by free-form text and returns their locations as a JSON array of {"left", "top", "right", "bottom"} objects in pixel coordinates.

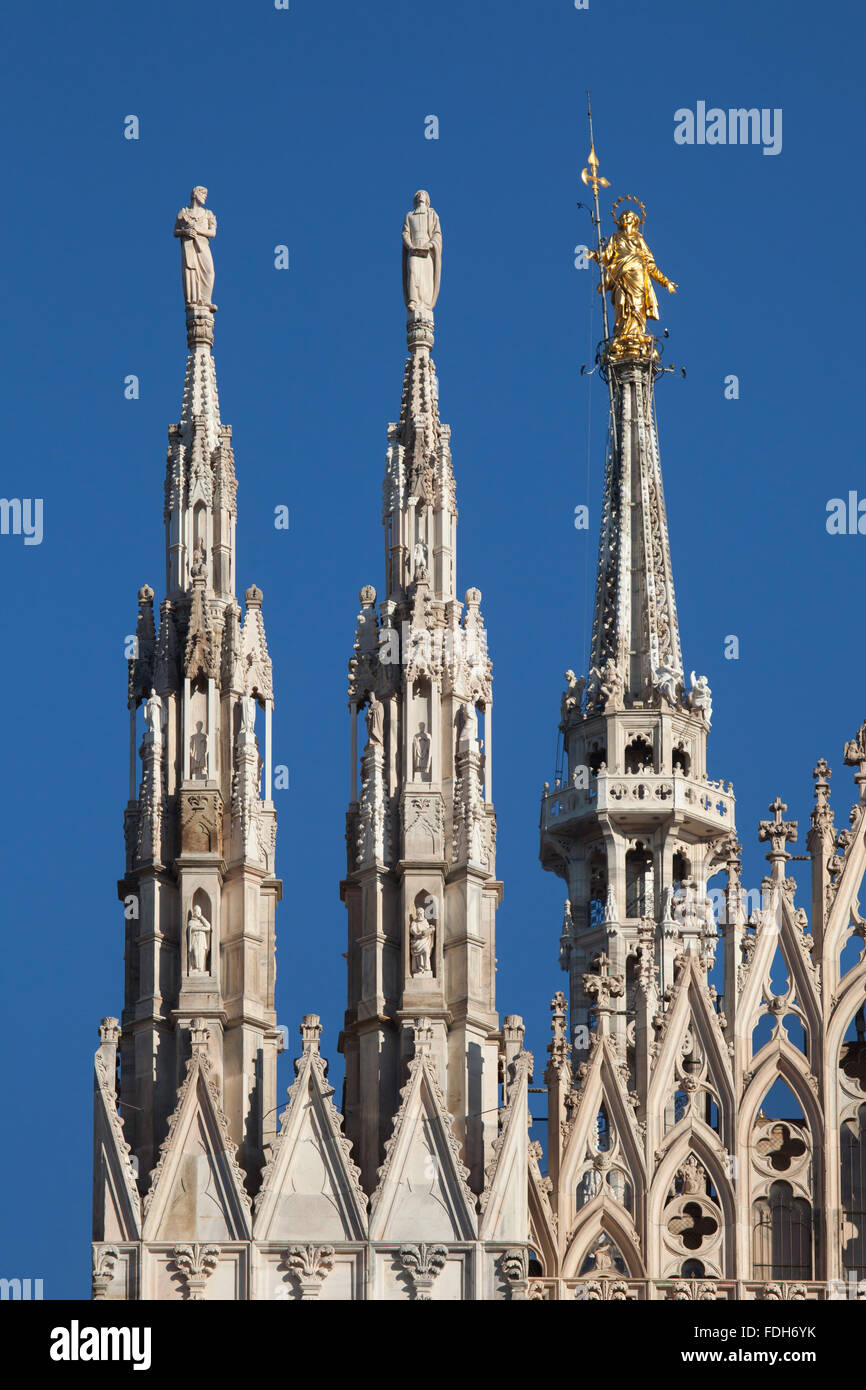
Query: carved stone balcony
[{"left": 540, "top": 771, "right": 735, "bottom": 837}]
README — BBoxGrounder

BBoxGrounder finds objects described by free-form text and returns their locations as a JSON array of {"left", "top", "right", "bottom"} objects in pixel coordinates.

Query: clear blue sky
[{"left": 1, "top": 0, "right": 863, "bottom": 1298}]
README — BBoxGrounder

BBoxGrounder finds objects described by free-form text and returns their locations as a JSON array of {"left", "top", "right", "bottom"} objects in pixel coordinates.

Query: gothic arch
[
  {"left": 827, "top": 955, "right": 866, "bottom": 1066},
  {"left": 559, "top": 1042, "right": 647, "bottom": 1223},
  {"left": 649, "top": 1122, "right": 736, "bottom": 1278},
  {"left": 562, "top": 1189, "right": 645, "bottom": 1280},
  {"left": 738, "top": 1041, "right": 823, "bottom": 1155}
]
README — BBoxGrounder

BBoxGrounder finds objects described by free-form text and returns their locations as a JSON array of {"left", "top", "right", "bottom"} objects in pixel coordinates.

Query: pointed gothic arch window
[
  {"left": 625, "top": 843, "right": 652, "bottom": 918},
  {"left": 624, "top": 735, "right": 653, "bottom": 774},
  {"left": 840, "top": 1010, "right": 866, "bottom": 1280},
  {"left": 672, "top": 851, "right": 690, "bottom": 896},
  {"left": 751, "top": 1181, "right": 812, "bottom": 1280},
  {"left": 587, "top": 742, "right": 606, "bottom": 776},
  {"left": 750, "top": 1078, "right": 814, "bottom": 1280},
  {"left": 841, "top": 1104, "right": 866, "bottom": 1279},
  {"left": 587, "top": 851, "right": 607, "bottom": 929}
]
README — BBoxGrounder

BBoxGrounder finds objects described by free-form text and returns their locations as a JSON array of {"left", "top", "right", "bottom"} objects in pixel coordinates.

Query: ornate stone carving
[
  {"left": 180, "top": 788, "right": 223, "bottom": 855},
  {"left": 92, "top": 1244, "right": 120, "bottom": 1300},
  {"left": 284, "top": 1244, "right": 335, "bottom": 1300},
  {"left": 398, "top": 1243, "right": 448, "bottom": 1300},
  {"left": 172, "top": 1243, "right": 220, "bottom": 1301}
]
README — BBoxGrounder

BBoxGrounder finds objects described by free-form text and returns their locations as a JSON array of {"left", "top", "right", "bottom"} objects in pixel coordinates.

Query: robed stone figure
[
  {"left": 175, "top": 186, "right": 217, "bottom": 310},
  {"left": 188, "top": 904, "right": 212, "bottom": 975},
  {"left": 402, "top": 190, "right": 442, "bottom": 316}
]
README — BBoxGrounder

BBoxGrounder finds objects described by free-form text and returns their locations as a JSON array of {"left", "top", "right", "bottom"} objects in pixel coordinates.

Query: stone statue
[
  {"left": 599, "top": 659, "right": 624, "bottom": 711},
  {"left": 561, "top": 669, "right": 585, "bottom": 723},
  {"left": 589, "top": 206, "right": 676, "bottom": 356},
  {"left": 688, "top": 671, "right": 713, "bottom": 726},
  {"left": 413, "top": 538, "right": 429, "bottom": 579},
  {"left": 412, "top": 722, "right": 431, "bottom": 777},
  {"left": 460, "top": 701, "right": 479, "bottom": 747},
  {"left": 402, "top": 191, "right": 442, "bottom": 316},
  {"left": 188, "top": 903, "right": 212, "bottom": 974},
  {"left": 409, "top": 905, "right": 435, "bottom": 976},
  {"left": 174, "top": 187, "right": 217, "bottom": 311},
  {"left": 654, "top": 663, "right": 681, "bottom": 708},
  {"left": 240, "top": 693, "right": 256, "bottom": 735},
  {"left": 365, "top": 693, "right": 384, "bottom": 747},
  {"left": 191, "top": 537, "right": 206, "bottom": 579},
  {"left": 190, "top": 721, "right": 209, "bottom": 778},
  {"left": 144, "top": 688, "right": 163, "bottom": 738}
]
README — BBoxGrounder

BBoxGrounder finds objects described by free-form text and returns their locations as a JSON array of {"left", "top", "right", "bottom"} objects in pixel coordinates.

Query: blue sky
[{"left": 1, "top": 0, "right": 864, "bottom": 1297}]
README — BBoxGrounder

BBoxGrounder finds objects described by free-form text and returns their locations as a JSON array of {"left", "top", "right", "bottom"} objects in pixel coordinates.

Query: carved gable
[
  {"left": 254, "top": 1046, "right": 367, "bottom": 1243},
  {"left": 142, "top": 1051, "right": 252, "bottom": 1243},
  {"left": 369, "top": 1053, "right": 477, "bottom": 1243}
]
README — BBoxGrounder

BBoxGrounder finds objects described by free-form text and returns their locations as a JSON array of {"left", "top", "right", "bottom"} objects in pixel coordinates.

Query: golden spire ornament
[{"left": 581, "top": 94, "right": 678, "bottom": 364}]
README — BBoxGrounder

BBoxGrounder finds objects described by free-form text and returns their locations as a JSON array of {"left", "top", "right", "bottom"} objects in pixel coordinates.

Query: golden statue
[{"left": 590, "top": 198, "right": 677, "bottom": 358}]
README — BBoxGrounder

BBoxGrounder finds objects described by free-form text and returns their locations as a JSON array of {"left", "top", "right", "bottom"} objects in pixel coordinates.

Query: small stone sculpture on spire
[
  {"left": 402, "top": 190, "right": 442, "bottom": 321},
  {"left": 175, "top": 186, "right": 217, "bottom": 311}
]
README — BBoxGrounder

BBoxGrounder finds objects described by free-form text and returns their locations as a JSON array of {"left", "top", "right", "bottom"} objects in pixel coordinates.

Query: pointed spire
[{"left": 383, "top": 190, "right": 456, "bottom": 603}]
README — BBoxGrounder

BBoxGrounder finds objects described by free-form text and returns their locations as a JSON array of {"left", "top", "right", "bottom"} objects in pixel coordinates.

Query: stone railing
[
  {"left": 527, "top": 1277, "right": 832, "bottom": 1301},
  {"left": 541, "top": 772, "right": 735, "bottom": 832}
]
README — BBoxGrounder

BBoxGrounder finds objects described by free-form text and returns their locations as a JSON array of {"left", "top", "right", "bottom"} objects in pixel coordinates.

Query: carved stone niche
[
  {"left": 402, "top": 792, "right": 444, "bottom": 860},
  {"left": 180, "top": 788, "right": 224, "bottom": 856}
]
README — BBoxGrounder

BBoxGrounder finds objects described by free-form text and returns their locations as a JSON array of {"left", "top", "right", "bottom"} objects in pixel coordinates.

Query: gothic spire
[{"left": 342, "top": 192, "right": 504, "bottom": 1198}]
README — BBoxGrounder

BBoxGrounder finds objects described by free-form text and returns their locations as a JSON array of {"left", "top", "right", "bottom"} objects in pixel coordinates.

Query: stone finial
[
  {"left": 137, "top": 584, "right": 154, "bottom": 605},
  {"left": 300, "top": 1015, "right": 322, "bottom": 1053},
  {"left": 582, "top": 953, "right": 625, "bottom": 1036},
  {"left": 465, "top": 587, "right": 482, "bottom": 608},
  {"left": 244, "top": 584, "right": 263, "bottom": 609},
  {"left": 548, "top": 991, "right": 569, "bottom": 1067},
  {"left": 359, "top": 585, "right": 377, "bottom": 608},
  {"left": 98, "top": 1017, "right": 121, "bottom": 1047},
  {"left": 758, "top": 797, "right": 798, "bottom": 876}
]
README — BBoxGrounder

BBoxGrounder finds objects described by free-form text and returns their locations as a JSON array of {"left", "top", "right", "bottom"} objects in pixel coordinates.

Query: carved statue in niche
[
  {"left": 190, "top": 538, "right": 207, "bottom": 580},
  {"left": 144, "top": 688, "right": 163, "bottom": 738},
  {"left": 190, "top": 721, "right": 209, "bottom": 778},
  {"left": 460, "top": 701, "right": 478, "bottom": 747},
  {"left": 409, "top": 906, "right": 435, "bottom": 977},
  {"left": 412, "top": 722, "right": 431, "bottom": 778},
  {"left": 188, "top": 904, "right": 212, "bottom": 974},
  {"left": 174, "top": 186, "right": 217, "bottom": 311},
  {"left": 240, "top": 693, "right": 256, "bottom": 735},
  {"left": 365, "top": 693, "right": 384, "bottom": 747},
  {"left": 413, "top": 538, "right": 429, "bottom": 580}
]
